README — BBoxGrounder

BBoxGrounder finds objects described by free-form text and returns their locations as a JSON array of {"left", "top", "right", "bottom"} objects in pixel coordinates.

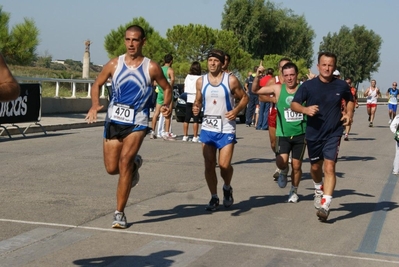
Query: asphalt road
[{"left": 1, "top": 105, "right": 398, "bottom": 266}]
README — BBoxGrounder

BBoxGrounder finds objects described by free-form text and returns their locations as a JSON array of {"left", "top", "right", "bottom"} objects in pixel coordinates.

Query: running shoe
[
  {"left": 170, "top": 132, "right": 177, "bottom": 138},
  {"left": 149, "top": 130, "right": 156, "bottom": 139},
  {"left": 205, "top": 197, "right": 219, "bottom": 211},
  {"left": 131, "top": 155, "right": 142, "bottom": 188},
  {"left": 182, "top": 136, "right": 189, "bottom": 142},
  {"left": 277, "top": 173, "right": 288, "bottom": 188},
  {"left": 112, "top": 212, "right": 127, "bottom": 229},
  {"left": 288, "top": 190, "right": 299, "bottom": 203},
  {"left": 162, "top": 132, "right": 176, "bottom": 141},
  {"left": 314, "top": 189, "right": 323, "bottom": 210},
  {"left": 344, "top": 134, "right": 349, "bottom": 141},
  {"left": 223, "top": 186, "right": 234, "bottom": 208},
  {"left": 316, "top": 203, "right": 330, "bottom": 222},
  {"left": 273, "top": 168, "right": 280, "bottom": 180},
  {"left": 369, "top": 122, "right": 373, "bottom": 127},
  {"left": 192, "top": 136, "right": 200, "bottom": 143}
]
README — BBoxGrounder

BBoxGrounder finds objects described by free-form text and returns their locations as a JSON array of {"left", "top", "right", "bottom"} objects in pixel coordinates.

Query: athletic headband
[{"left": 207, "top": 52, "right": 225, "bottom": 64}]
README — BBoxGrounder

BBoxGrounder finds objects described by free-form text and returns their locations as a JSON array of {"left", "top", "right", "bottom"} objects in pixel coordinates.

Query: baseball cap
[{"left": 333, "top": 70, "right": 340, "bottom": 76}]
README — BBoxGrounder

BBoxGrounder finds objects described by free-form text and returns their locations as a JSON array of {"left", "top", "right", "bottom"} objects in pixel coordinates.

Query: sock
[
  {"left": 223, "top": 184, "right": 231, "bottom": 190},
  {"left": 313, "top": 182, "right": 323, "bottom": 191},
  {"left": 321, "top": 195, "right": 332, "bottom": 207},
  {"left": 212, "top": 194, "right": 219, "bottom": 199},
  {"left": 115, "top": 210, "right": 123, "bottom": 214}
]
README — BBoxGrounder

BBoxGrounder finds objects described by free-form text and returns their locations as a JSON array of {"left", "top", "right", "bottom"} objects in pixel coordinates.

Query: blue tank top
[{"left": 106, "top": 55, "right": 152, "bottom": 126}]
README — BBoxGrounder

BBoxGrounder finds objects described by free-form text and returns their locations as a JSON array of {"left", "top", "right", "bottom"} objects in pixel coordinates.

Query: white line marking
[{"left": 1, "top": 218, "right": 398, "bottom": 264}]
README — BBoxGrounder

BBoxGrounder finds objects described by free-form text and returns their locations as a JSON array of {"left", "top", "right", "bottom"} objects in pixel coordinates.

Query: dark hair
[
  {"left": 189, "top": 61, "right": 201, "bottom": 75},
  {"left": 278, "top": 57, "right": 292, "bottom": 69},
  {"left": 267, "top": 68, "right": 274, "bottom": 75},
  {"left": 125, "top": 25, "right": 145, "bottom": 39},
  {"left": 345, "top": 77, "right": 352, "bottom": 81},
  {"left": 282, "top": 62, "right": 298, "bottom": 74},
  {"left": 318, "top": 52, "right": 337, "bottom": 64},
  {"left": 207, "top": 49, "right": 225, "bottom": 64},
  {"left": 225, "top": 53, "right": 231, "bottom": 63},
  {"left": 164, "top": 54, "right": 173, "bottom": 64}
]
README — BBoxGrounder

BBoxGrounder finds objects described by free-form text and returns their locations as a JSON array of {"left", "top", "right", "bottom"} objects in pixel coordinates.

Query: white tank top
[
  {"left": 201, "top": 73, "right": 236, "bottom": 134},
  {"left": 366, "top": 87, "right": 378, "bottom": 104}
]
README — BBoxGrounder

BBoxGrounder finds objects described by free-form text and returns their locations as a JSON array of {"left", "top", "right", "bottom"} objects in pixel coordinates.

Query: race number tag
[
  {"left": 111, "top": 103, "right": 134, "bottom": 123},
  {"left": 284, "top": 108, "right": 303, "bottom": 122},
  {"left": 203, "top": 115, "right": 222, "bottom": 132}
]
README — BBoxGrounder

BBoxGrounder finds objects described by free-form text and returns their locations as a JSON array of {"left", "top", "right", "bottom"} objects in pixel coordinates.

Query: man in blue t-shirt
[
  {"left": 244, "top": 66, "right": 260, "bottom": 126},
  {"left": 386, "top": 82, "right": 398, "bottom": 124},
  {"left": 291, "top": 52, "right": 354, "bottom": 222}
]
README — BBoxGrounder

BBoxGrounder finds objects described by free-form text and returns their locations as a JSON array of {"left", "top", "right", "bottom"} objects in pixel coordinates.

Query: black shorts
[
  {"left": 306, "top": 136, "right": 341, "bottom": 164},
  {"left": 275, "top": 134, "right": 306, "bottom": 160},
  {"left": 184, "top": 102, "right": 200, "bottom": 123},
  {"left": 104, "top": 122, "right": 147, "bottom": 140}
]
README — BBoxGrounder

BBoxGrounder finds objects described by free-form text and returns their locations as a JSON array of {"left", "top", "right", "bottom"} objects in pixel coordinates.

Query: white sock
[
  {"left": 322, "top": 195, "right": 332, "bottom": 207},
  {"left": 313, "top": 182, "right": 323, "bottom": 191}
]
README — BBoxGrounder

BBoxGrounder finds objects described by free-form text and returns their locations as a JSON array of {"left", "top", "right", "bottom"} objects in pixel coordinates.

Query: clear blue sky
[{"left": 1, "top": 0, "right": 397, "bottom": 92}]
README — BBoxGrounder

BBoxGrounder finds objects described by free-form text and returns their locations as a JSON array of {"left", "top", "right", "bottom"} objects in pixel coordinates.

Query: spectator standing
[
  {"left": 256, "top": 68, "right": 273, "bottom": 130},
  {"left": 244, "top": 66, "right": 259, "bottom": 126},
  {"left": 390, "top": 114, "right": 399, "bottom": 175},
  {"left": 343, "top": 77, "right": 358, "bottom": 141},
  {"left": 182, "top": 61, "right": 202, "bottom": 142}
]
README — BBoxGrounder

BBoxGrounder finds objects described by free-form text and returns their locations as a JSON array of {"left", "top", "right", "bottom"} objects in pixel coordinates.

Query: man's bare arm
[{"left": 0, "top": 53, "right": 20, "bottom": 101}]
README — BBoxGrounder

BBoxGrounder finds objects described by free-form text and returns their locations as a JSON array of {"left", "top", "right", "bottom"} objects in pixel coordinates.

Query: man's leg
[
  {"left": 103, "top": 131, "right": 146, "bottom": 213},
  {"left": 218, "top": 143, "right": 235, "bottom": 207},
  {"left": 203, "top": 144, "right": 218, "bottom": 195}
]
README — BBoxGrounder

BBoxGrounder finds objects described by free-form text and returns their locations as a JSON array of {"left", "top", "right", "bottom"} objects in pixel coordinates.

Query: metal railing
[{"left": 14, "top": 76, "right": 107, "bottom": 98}]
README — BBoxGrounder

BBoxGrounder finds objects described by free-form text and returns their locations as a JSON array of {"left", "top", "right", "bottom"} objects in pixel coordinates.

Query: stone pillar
[{"left": 82, "top": 40, "right": 91, "bottom": 79}]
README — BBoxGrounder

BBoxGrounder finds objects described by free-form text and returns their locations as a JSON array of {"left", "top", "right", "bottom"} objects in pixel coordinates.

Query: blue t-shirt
[
  {"left": 245, "top": 75, "right": 256, "bottom": 95},
  {"left": 292, "top": 77, "right": 353, "bottom": 141}
]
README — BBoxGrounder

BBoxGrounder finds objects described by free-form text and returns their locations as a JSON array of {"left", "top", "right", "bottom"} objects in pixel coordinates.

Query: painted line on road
[
  {"left": 357, "top": 172, "right": 399, "bottom": 255},
  {"left": 1, "top": 218, "right": 398, "bottom": 264}
]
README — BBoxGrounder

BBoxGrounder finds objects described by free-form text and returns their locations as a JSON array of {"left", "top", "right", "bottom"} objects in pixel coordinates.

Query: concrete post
[{"left": 82, "top": 40, "right": 91, "bottom": 79}]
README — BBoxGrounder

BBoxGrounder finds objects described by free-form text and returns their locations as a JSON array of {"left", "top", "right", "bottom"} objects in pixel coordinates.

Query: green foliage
[
  {"left": 103, "top": 17, "right": 172, "bottom": 64},
  {"left": 221, "top": 0, "right": 315, "bottom": 67},
  {"left": 261, "top": 54, "right": 308, "bottom": 80},
  {"left": 319, "top": 24, "right": 382, "bottom": 88},
  {"left": 0, "top": 6, "right": 40, "bottom": 66}
]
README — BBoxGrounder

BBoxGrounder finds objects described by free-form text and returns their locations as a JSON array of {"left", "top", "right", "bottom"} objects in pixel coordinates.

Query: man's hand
[
  {"left": 257, "top": 60, "right": 265, "bottom": 75},
  {"left": 192, "top": 104, "right": 200, "bottom": 116},
  {"left": 161, "top": 104, "right": 172, "bottom": 117},
  {"left": 341, "top": 114, "right": 353, "bottom": 126},
  {"left": 85, "top": 105, "right": 104, "bottom": 123},
  {"left": 225, "top": 110, "right": 237, "bottom": 121},
  {"left": 305, "top": 105, "right": 319, "bottom": 116}
]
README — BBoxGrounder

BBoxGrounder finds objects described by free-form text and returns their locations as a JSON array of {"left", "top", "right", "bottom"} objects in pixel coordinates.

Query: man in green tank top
[{"left": 252, "top": 62, "right": 306, "bottom": 203}]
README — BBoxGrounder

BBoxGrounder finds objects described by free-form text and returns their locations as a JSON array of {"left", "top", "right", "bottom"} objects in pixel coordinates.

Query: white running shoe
[
  {"left": 192, "top": 136, "right": 200, "bottom": 143},
  {"left": 162, "top": 132, "right": 176, "bottom": 141},
  {"left": 314, "top": 190, "right": 323, "bottom": 210},
  {"left": 182, "top": 136, "right": 189, "bottom": 141},
  {"left": 288, "top": 191, "right": 298, "bottom": 203}
]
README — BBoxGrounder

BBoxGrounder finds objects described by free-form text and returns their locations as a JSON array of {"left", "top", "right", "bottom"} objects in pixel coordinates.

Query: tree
[
  {"left": 319, "top": 25, "right": 382, "bottom": 88},
  {"left": 103, "top": 17, "right": 172, "bottom": 64},
  {"left": 0, "top": 7, "right": 40, "bottom": 65},
  {"left": 221, "top": 0, "right": 315, "bottom": 67}
]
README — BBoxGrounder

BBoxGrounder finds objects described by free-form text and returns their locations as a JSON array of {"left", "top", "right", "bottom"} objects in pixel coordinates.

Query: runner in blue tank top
[{"left": 85, "top": 25, "right": 172, "bottom": 229}]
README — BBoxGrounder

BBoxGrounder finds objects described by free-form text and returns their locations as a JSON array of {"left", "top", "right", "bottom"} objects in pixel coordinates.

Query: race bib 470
[{"left": 111, "top": 103, "right": 134, "bottom": 123}]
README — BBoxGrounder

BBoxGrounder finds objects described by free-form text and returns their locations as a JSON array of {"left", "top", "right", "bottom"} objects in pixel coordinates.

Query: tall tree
[
  {"left": 104, "top": 17, "right": 172, "bottom": 64},
  {"left": 0, "top": 7, "right": 40, "bottom": 65},
  {"left": 221, "top": 0, "right": 315, "bottom": 67},
  {"left": 319, "top": 24, "right": 382, "bottom": 88}
]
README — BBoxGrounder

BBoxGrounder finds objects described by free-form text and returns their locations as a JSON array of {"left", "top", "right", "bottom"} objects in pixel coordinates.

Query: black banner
[{"left": 0, "top": 83, "right": 41, "bottom": 124}]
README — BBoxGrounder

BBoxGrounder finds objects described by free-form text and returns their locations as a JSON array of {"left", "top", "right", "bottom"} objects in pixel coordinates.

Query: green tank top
[
  {"left": 276, "top": 84, "right": 306, "bottom": 137},
  {"left": 156, "top": 66, "right": 170, "bottom": 104}
]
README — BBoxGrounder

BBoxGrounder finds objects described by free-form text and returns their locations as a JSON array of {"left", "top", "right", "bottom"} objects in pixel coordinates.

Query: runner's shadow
[
  {"left": 338, "top": 155, "right": 376, "bottom": 162},
  {"left": 329, "top": 201, "right": 399, "bottom": 223},
  {"left": 73, "top": 250, "right": 183, "bottom": 266},
  {"left": 232, "top": 157, "right": 275, "bottom": 165},
  {"left": 349, "top": 137, "right": 376, "bottom": 141},
  {"left": 301, "top": 188, "right": 374, "bottom": 202}
]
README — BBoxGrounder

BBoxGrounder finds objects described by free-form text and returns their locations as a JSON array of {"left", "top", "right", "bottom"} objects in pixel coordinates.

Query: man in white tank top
[
  {"left": 193, "top": 49, "right": 248, "bottom": 211},
  {"left": 364, "top": 79, "right": 381, "bottom": 127}
]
